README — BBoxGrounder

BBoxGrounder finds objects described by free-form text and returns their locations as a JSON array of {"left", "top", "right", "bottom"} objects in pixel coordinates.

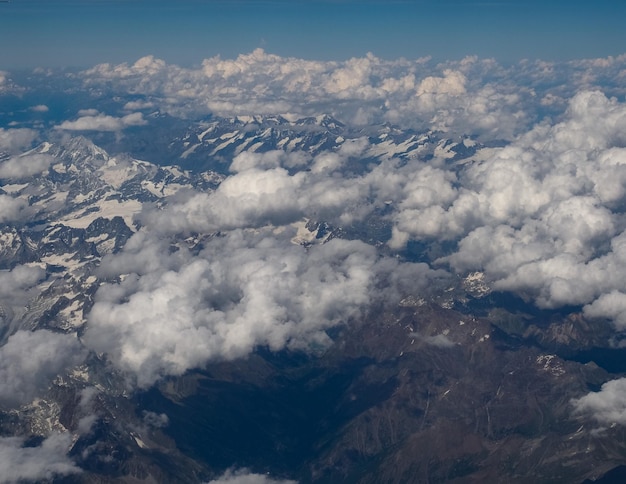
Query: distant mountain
[{"left": 83, "top": 112, "right": 482, "bottom": 174}]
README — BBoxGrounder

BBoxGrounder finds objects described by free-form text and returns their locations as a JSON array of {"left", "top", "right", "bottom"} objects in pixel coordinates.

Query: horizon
[{"left": 1, "top": 0, "right": 626, "bottom": 69}]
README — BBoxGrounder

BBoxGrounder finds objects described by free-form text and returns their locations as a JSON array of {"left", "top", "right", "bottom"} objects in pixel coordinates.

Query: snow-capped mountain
[
  {"left": 187, "top": 115, "right": 474, "bottom": 164},
  {"left": 105, "top": 112, "right": 482, "bottom": 173},
  {"left": 0, "top": 136, "right": 222, "bottom": 338}
]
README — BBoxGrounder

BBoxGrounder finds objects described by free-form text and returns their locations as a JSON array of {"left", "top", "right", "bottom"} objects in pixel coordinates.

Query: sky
[{"left": 1, "top": 0, "right": 626, "bottom": 69}]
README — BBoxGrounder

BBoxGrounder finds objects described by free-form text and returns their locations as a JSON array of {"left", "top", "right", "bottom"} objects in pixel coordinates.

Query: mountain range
[{"left": 0, "top": 114, "right": 624, "bottom": 483}]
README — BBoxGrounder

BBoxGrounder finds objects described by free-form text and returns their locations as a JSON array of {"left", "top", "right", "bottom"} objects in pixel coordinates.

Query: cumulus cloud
[
  {"left": 94, "top": 230, "right": 186, "bottom": 279},
  {"left": 84, "top": 216, "right": 449, "bottom": 389},
  {"left": 0, "top": 71, "right": 23, "bottom": 94},
  {"left": 206, "top": 468, "right": 296, "bottom": 484},
  {"left": 0, "top": 195, "right": 28, "bottom": 223},
  {"left": 365, "top": 90, "right": 626, "bottom": 319},
  {"left": 416, "top": 69, "right": 467, "bottom": 97},
  {"left": 0, "top": 128, "right": 37, "bottom": 154},
  {"left": 149, "top": 83, "right": 623, "bottom": 325},
  {"left": 78, "top": 50, "right": 542, "bottom": 138},
  {"left": 229, "top": 150, "right": 309, "bottom": 173},
  {"left": 0, "top": 153, "right": 52, "bottom": 179},
  {"left": 140, "top": 148, "right": 370, "bottom": 234},
  {"left": 0, "top": 265, "right": 45, "bottom": 300},
  {"left": 142, "top": 411, "right": 169, "bottom": 428},
  {"left": 140, "top": 168, "right": 307, "bottom": 232},
  {"left": 0, "top": 432, "right": 80, "bottom": 484},
  {"left": 29, "top": 104, "right": 49, "bottom": 113},
  {"left": 123, "top": 99, "right": 155, "bottom": 111},
  {"left": 84, "top": 230, "right": 378, "bottom": 388},
  {"left": 77, "top": 108, "right": 99, "bottom": 117},
  {"left": 0, "top": 266, "right": 45, "bottom": 339},
  {"left": 572, "top": 378, "right": 626, "bottom": 426},
  {"left": 583, "top": 292, "right": 626, "bottom": 330},
  {"left": 0, "top": 330, "right": 86, "bottom": 408},
  {"left": 77, "top": 50, "right": 626, "bottom": 142},
  {"left": 55, "top": 112, "right": 147, "bottom": 131}
]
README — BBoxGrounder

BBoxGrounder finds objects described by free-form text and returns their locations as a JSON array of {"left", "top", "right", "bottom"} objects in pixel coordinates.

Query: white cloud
[
  {"left": 422, "top": 334, "right": 456, "bottom": 348},
  {"left": 0, "top": 195, "right": 28, "bottom": 223},
  {"left": 84, "top": 230, "right": 378, "bottom": 388},
  {"left": 0, "top": 128, "right": 37, "bottom": 154},
  {"left": 139, "top": 168, "right": 306, "bottom": 233},
  {"left": 572, "top": 378, "right": 626, "bottom": 426},
  {"left": 206, "top": 468, "right": 296, "bottom": 484},
  {"left": 0, "top": 432, "right": 80, "bottom": 484},
  {"left": 0, "top": 265, "right": 45, "bottom": 299},
  {"left": 0, "top": 330, "right": 86, "bottom": 408},
  {"left": 375, "top": 90, "right": 626, "bottom": 316},
  {"left": 77, "top": 108, "right": 99, "bottom": 117},
  {"left": 416, "top": 69, "right": 467, "bottom": 97},
  {"left": 55, "top": 112, "right": 147, "bottom": 132},
  {"left": 78, "top": 50, "right": 552, "bottom": 138},
  {"left": 583, "top": 291, "right": 626, "bottom": 330},
  {"left": 84, "top": 215, "right": 448, "bottom": 389},
  {"left": 0, "top": 71, "right": 22, "bottom": 94},
  {"left": 140, "top": 148, "right": 371, "bottom": 233},
  {"left": 123, "top": 100, "right": 155, "bottom": 111},
  {"left": 29, "top": 104, "right": 49, "bottom": 113},
  {"left": 230, "top": 150, "right": 309, "bottom": 173},
  {"left": 0, "top": 153, "right": 52, "bottom": 179},
  {"left": 113, "top": 85, "right": 626, "bottom": 324},
  {"left": 142, "top": 411, "right": 169, "bottom": 428}
]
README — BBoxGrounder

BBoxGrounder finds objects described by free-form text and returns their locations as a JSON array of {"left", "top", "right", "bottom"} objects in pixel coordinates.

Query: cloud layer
[
  {"left": 63, "top": 82, "right": 626, "bottom": 390},
  {"left": 84, "top": 223, "right": 446, "bottom": 388},
  {"left": 78, "top": 51, "right": 626, "bottom": 140},
  {"left": 423, "top": 91, "right": 626, "bottom": 314},
  {"left": 127, "top": 87, "right": 626, "bottom": 323},
  {"left": 6, "top": 52, "right": 626, "bottom": 445}
]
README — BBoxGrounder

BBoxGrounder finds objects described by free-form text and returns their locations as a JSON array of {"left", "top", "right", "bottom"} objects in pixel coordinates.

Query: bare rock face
[{"left": 123, "top": 302, "right": 620, "bottom": 483}]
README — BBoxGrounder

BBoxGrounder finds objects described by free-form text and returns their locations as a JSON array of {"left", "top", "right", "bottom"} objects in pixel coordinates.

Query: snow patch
[
  {"left": 58, "top": 199, "right": 141, "bottom": 230},
  {"left": 0, "top": 183, "right": 28, "bottom": 194}
]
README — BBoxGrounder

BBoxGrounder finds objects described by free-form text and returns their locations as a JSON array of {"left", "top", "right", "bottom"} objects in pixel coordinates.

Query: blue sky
[{"left": 1, "top": 0, "right": 625, "bottom": 69}]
